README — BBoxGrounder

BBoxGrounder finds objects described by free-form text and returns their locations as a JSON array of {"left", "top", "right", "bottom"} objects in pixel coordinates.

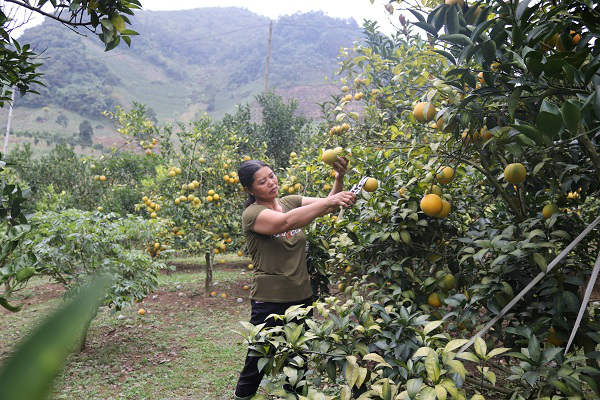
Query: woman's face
[{"left": 250, "top": 166, "right": 278, "bottom": 201}]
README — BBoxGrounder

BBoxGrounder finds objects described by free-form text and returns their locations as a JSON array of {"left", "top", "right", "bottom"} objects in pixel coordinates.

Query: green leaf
[
  {"left": 514, "top": 122, "right": 550, "bottom": 145},
  {"left": 446, "top": 359, "right": 467, "bottom": 380},
  {"left": 528, "top": 335, "right": 541, "bottom": 363},
  {"left": 407, "top": 9, "right": 426, "bottom": 23},
  {"left": 433, "top": 50, "right": 456, "bottom": 65},
  {"left": 508, "top": 87, "right": 522, "bottom": 119},
  {"left": 424, "top": 320, "right": 443, "bottom": 335},
  {"left": 483, "top": 368, "right": 496, "bottom": 385},
  {"left": 481, "top": 40, "right": 496, "bottom": 63},
  {"left": 413, "top": 347, "right": 434, "bottom": 359},
  {"left": 536, "top": 101, "right": 562, "bottom": 139},
  {"left": 515, "top": 0, "right": 532, "bottom": 21},
  {"left": 445, "top": 339, "right": 469, "bottom": 353},
  {"left": 445, "top": 5, "right": 459, "bottom": 34},
  {"left": 425, "top": 353, "right": 441, "bottom": 383},
  {"left": 0, "top": 296, "right": 21, "bottom": 312},
  {"left": 363, "top": 353, "right": 391, "bottom": 368},
  {"left": 487, "top": 347, "right": 511, "bottom": 359},
  {"left": 474, "top": 337, "right": 487, "bottom": 359},
  {"left": 471, "top": 19, "right": 495, "bottom": 42},
  {"left": 413, "top": 21, "right": 440, "bottom": 36},
  {"left": 340, "top": 385, "right": 352, "bottom": 400},
  {"left": 407, "top": 378, "right": 423, "bottom": 398},
  {"left": 561, "top": 100, "right": 581, "bottom": 134},
  {"left": 0, "top": 274, "right": 112, "bottom": 400},
  {"left": 326, "top": 359, "right": 336, "bottom": 381},
  {"left": 440, "top": 34, "right": 473, "bottom": 47},
  {"left": 533, "top": 253, "right": 547, "bottom": 272},
  {"left": 434, "top": 384, "right": 448, "bottom": 400}
]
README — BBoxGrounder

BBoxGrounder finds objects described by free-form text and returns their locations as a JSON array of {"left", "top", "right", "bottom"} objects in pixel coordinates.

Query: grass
[{"left": 0, "top": 262, "right": 256, "bottom": 399}]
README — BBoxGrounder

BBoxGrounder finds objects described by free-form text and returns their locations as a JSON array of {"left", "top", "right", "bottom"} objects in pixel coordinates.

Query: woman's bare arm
[{"left": 252, "top": 191, "right": 356, "bottom": 236}]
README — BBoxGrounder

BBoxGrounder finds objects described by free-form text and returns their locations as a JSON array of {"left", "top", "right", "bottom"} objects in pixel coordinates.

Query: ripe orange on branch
[
  {"left": 420, "top": 194, "right": 443, "bottom": 217},
  {"left": 542, "top": 203, "right": 558, "bottom": 219},
  {"left": 412, "top": 102, "right": 437, "bottom": 123},
  {"left": 321, "top": 147, "right": 342, "bottom": 165},
  {"left": 504, "top": 163, "right": 527, "bottom": 184},
  {"left": 428, "top": 293, "right": 442, "bottom": 308},
  {"left": 436, "top": 166, "right": 454, "bottom": 185},
  {"left": 363, "top": 178, "right": 378, "bottom": 192},
  {"left": 436, "top": 199, "right": 451, "bottom": 218}
]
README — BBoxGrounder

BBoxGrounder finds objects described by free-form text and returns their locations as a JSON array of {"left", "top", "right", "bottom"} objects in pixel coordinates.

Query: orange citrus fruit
[
  {"left": 420, "top": 194, "right": 443, "bottom": 217},
  {"left": 436, "top": 199, "right": 451, "bottom": 218},
  {"left": 542, "top": 203, "right": 559, "bottom": 219},
  {"left": 504, "top": 163, "right": 526, "bottom": 184},
  {"left": 413, "top": 102, "right": 437, "bottom": 122},
  {"left": 428, "top": 293, "right": 442, "bottom": 308},
  {"left": 363, "top": 178, "right": 378, "bottom": 192},
  {"left": 436, "top": 166, "right": 454, "bottom": 185}
]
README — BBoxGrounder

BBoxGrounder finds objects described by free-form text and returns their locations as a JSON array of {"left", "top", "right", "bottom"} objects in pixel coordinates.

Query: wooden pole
[
  {"left": 264, "top": 21, "right": 272, "bottom": 93},
  {"left": 4, "top": 87, "right": 15, "bottom": 154}
]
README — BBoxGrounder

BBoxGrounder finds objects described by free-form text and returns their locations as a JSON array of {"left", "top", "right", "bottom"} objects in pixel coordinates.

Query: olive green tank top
[{"left": 242, "top": 195, "right": 313, "bottom": 302}]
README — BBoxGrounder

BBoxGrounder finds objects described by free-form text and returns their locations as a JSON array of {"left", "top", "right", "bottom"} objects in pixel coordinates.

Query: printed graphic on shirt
[{"left": 272, "top": 228, "right": 301, "bottom": 239}]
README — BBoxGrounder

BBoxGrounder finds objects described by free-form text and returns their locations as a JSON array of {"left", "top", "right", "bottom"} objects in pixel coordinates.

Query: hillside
[{"left": 0, "top": 7, "right": 362, "bottom": 151}]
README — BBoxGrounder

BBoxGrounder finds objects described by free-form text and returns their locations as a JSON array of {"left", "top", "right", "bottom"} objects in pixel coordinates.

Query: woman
[{"left": 234, "top": 158, "right": 356, "bottom": 400}]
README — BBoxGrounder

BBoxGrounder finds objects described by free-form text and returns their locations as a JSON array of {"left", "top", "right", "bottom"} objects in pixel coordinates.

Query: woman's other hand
[{"left": 332, "top": 157, "right": 349, "bottom": 180}]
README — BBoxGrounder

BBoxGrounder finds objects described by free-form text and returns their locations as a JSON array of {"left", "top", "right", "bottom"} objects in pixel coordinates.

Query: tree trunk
[{"left": 205, "top": 251, "right": 213, "bottom": 295}]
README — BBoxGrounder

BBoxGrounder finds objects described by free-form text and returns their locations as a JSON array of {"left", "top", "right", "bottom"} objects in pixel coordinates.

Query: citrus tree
[
  {"left": 242, "top": 2, "right": 600, "bottom": 397},
  {"left": 107, "top": 103, "right": 269, "bottom": 293}
]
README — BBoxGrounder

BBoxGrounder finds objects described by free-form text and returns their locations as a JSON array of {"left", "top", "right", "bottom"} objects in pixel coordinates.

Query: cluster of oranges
[
  {"left": 223, "top": 171, "right": 239, "bottom": 184},
  {"left": 460, "top": 126, "right": 492, "bottom": 144},
  {"left": 141, "top": 138, "right": 158, "bottom": 155},
  {"left": 328, "top": 123, "right": 351, "bottom": 135},
  {"left": 209, "top": 291, "right": 228, "bottom": 299},
  {"left": 281, "top": 175, "right": 303, "bottom": 194},
  {"left": 420, "top": 167, "right": 454, "bottom": 218},
  {"left": 93, "top": 175, "right": 107, "bottom": 182},
  {"left": 205, "top": 189, "right": 221, "bottom": 204},
  {"left": 168, "top": 166, "right": 182, "bottom": 177},
  {"left": 142, "top": 196, "right": 161, "bottom": 218},
  {"left": 146, "top": 241, "right": 165, "bottom": 258},
  {"left": 171, "top": 226, "right": 184, "bottom": 237},
  {"left": 175, "top": 193, "right": 202, "bottom": 208},
  {"left": 213, "top": 233, "right": 233, "bottom": 254},
  {"left": 340, "top": 93, "right": 359, "bottom": 102},
  {"left": 176, "top": 180, "right": 203, "bottom": 208}
]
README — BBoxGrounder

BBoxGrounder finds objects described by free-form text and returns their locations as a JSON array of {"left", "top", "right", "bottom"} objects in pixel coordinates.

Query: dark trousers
[{"left": 234, "top": 297, "right": 313, "bottom": 398}]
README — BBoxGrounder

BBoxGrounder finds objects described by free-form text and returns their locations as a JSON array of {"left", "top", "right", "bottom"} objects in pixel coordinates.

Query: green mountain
[{"left": 1, "top": 7, "right": 362, "bottom": 145}]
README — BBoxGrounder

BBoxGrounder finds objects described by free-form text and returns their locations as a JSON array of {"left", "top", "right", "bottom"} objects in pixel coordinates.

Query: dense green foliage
[
  {"left": 6, "top": 143, "right": 159, "bottom": 214},
  {"left": 240, "top": 1, "right": 600, "bottom": 398}
]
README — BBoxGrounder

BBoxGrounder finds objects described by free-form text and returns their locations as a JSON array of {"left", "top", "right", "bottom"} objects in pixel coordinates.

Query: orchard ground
[{"left": 0, "top": 255, "right": 262, "bottom": 399}]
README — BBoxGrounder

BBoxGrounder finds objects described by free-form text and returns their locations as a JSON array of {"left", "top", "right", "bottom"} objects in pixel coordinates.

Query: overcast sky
[{"left": 8, "top": 0, "right": 399, "bottom": 37}]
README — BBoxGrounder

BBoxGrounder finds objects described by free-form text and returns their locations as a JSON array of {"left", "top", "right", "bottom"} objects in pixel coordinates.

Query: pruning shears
[{"left": 337, "top": 176, "right": 368, "bottom": 219}]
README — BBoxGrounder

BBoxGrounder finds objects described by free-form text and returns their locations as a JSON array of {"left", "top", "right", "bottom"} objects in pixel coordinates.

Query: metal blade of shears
[{"left": 338, "top": 176, "right": 368, "bottom": 219}]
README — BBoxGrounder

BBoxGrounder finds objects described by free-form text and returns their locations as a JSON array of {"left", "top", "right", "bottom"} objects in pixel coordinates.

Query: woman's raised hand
[
  {"left": 327, "top": 190, "right": 356, "bottom": 209},
  {"left": 332, "top": 157, "right": 349, "bottom": 180}
]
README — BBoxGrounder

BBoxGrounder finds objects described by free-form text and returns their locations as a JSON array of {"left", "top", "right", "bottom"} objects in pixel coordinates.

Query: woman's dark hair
[{"left": 238, "top": 160, "right": 269, "bottom": 208}]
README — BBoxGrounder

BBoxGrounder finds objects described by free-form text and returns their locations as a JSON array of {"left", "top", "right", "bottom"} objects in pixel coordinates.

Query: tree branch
[
  {"left": 465, "top": 375, "right": 514, "bottom": 395},
  {"left": 5, "top": 0, "right": 95, "bottom": 27}
]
